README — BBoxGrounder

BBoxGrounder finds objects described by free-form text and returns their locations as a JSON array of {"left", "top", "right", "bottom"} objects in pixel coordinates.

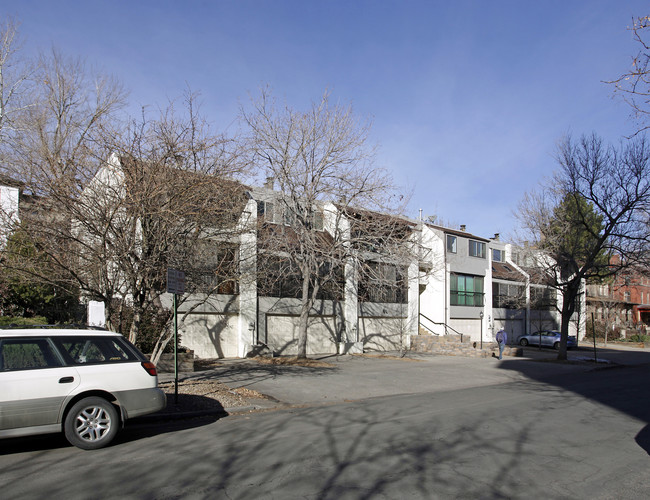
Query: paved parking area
[{"left": 160, "top": 344, "right": 650, "bottom": 408}]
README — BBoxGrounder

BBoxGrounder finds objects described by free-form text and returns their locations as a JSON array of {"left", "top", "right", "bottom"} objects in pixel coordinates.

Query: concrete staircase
[{"left": 410, "top": 333, "right": 522, "bottom": 358}]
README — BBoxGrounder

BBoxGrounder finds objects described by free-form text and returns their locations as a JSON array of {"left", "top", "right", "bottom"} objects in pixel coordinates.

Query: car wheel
[
  {"left": 64, "top": 397, "right": 119, "bottom": 450},
  {"left": 519, "top": 338, "right": 529, "bottom": 346},
  {"left": 554, "top": 342, "right": 560, "bottom": 350}
]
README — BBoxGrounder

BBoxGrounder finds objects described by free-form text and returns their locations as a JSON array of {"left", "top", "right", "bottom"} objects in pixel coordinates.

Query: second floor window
[
  {"left": 492, "top": 249, "right": 502, "bottom": 262},
  {"left": 450, "top": 273, "right": 484, "bottom": 307},
  {"left": 446, "top": 235, "right": 457, "bottom": 253},
  {"left": 530, "top": 286, "right": 556, "bottom": 310},
  {"left": 359, "top": 262, "right": 408, "bottom": 304},
  {"left": 469, "top": 240, "right": 486, "bottom": 258},
  {"left": 492, "top": 282, "right": 524, "bottom": 309}
]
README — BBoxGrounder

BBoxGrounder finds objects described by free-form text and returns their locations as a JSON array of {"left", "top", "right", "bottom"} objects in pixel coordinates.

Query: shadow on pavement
[
  {"left": 178, "top": 358, "right": 338, "bottom": 390},
  {"left": 499, "top": 345, "right": 650, "bottom": 455},
  {"left": 0, "top": 400, "right": 223, "bottom": 456}
]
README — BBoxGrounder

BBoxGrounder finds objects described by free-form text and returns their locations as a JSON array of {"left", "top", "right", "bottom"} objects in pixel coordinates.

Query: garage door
[
  {"left": 493, "top": 319, "right": 524, "bottom": 344},
  {"left": 182, "top": 313, "right": 239, "bottom": 358},
  {"left": 266, "top": 315, "right": 338, "bottom": 355},
  {"left": 359, "top": 317, "right": 405, "bottom": 351}
]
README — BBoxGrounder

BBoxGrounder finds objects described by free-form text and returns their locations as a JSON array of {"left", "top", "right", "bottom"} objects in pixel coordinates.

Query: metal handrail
[{"left": 418, "top": 314, "right": 465, "bottom": 342}]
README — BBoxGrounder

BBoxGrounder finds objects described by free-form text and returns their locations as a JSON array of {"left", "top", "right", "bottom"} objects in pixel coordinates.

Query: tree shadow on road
[{"left": 497, "top": 346, "right": 650, "bottom": 456}]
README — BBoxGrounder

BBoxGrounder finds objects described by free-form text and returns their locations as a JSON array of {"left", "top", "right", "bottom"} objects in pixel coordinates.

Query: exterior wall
[
  {"left": 448, "top": 318, "right": 480, "bottom": 340},
  {"left": 446, "top": 234, "right": 489, "bottom": 276},
  {"left": 0, "top": 184, "right": 19, "bottom": 248},
  {"left": 418, "top": 227, "right": 446, "bottom": 335},
  {"left": 237, "top": 199, "right": 258, "bottom": 357},
  {"left": 447, "top": 231, "right": 489, "bottom": 341}
]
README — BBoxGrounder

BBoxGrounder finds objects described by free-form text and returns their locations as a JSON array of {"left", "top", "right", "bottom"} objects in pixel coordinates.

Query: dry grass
[{"left": 159, "top": 378, "right": 269, "bottom": 411}]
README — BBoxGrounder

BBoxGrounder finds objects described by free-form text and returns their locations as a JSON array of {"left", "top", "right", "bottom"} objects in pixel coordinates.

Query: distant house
[{"left": 586, "top": 257, "right": 650, "bottom": 336}]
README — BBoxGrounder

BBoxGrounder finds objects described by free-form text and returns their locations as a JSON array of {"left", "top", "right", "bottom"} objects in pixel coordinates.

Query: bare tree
[
  {"left": 1, "top": 46, "right": 248, "bottom": 360},
  {"left": 1, "top": 48, "right": 128, "bottom": 317},
  {"left": 242, "top": 89, "right": 411, "bottom": 358},
  {"left": 0, "top": 17, "right": 34, "bottom": 146},
  {"left": 96, "top": 94, "right": 248, "bottom": 361},
  {"left": 516, "top": 134, "right": 650, "bottom": 360},
  {"left": 610, "top": 16, "right": 650, "bottom": 136}
]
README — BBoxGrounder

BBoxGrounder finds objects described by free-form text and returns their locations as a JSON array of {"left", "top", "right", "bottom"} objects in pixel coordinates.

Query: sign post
[{"left": 167, "top": 268, "right": 185, "bottom": 404}]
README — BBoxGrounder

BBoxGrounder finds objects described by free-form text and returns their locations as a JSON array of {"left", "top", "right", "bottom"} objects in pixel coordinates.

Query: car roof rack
[{"left": 0, "top": 324, "right": 109, "bottom": 331}]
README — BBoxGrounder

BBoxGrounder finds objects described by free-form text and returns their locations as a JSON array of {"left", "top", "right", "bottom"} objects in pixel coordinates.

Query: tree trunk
[
  {"left": 297, "top": 273, "right": 311, "bottom": 359},
  {"left": 558, "top": 278, "right": 580, "bottom": 361},
  {"left": 129, "top": 303, "right": 142, "bottom": 345}
]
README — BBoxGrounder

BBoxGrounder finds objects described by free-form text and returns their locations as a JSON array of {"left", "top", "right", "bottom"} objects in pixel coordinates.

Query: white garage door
[
  {"left": 182, "top": 313, "right": 239, "bottom": 358},
  {"left": 266, "top": 315, "right": 338, "bottom": 355},
  {"left": 359, "top": 317, "right": 405, "bottom": 351}
]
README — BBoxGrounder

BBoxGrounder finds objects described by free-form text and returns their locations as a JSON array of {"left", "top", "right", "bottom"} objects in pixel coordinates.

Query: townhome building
[{"left": 1, "top": 167, "right": 581, "bottom": 357}]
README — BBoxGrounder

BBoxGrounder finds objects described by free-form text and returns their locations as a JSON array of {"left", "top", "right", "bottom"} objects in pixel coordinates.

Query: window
[
  {"left": 257, "top": 200, "right": 324, "bottom": 231},
  {"left": 1, "top": 339, "right": 63, "bottom": 371},
  {"left": 530, "top": 286, "right": 556, "bottom": 310},
  {"left": 469, "top": 240, "right": 486, "bottom": 258},
  {"left": 450, "top": 273, "right": 484, "bottom": 306},
  {"left": 258, "top": 255, "right": 343, "bottom": 300},
  {"left": 492, "top": 249, "right": 502, "bottom": 262},
  {"left": 492, "top": 282, "right": 524, "bottom": 309},
  {"left": 359, "top": 262, "right": 408, "bottom": 304},
  {"left": 446, "top": 235, "right": 457, "bottom": 254},
  {"left": 625, "top": 291, "right": 631, "bottom": 302},
  {"left": 257, "top": 200, "right": 276, "bottom": 222},
  {"left": 189, "top": 242, "right": 239, "bottom": 295},
  {"left": 53, "top": 337, "right": 139, "bottom": 365}
]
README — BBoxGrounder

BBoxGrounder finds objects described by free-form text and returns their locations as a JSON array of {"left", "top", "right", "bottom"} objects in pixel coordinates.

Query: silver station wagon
[{"left": 0, "top": 327, "right": 166, "bottom": 449}]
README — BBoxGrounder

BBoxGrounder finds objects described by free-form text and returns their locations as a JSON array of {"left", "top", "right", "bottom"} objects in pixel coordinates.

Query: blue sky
[{"left": 3, "top": 0, "right": 648, "bottom": 239}]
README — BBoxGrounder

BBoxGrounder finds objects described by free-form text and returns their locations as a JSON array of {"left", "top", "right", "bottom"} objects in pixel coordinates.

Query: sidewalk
[{"left": 154, "top": 344, "right": 650, "bottom": 417}]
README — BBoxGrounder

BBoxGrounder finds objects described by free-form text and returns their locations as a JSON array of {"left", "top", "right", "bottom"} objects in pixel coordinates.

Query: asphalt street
[{"left": 1, "top": 344, "right": 649, "bottom": 499}]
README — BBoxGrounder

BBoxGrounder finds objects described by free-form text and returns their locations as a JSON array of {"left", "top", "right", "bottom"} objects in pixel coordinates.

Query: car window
[
  {"left": 0, "top": 338, "right": 64, "bottom": 371},
  {"left": 53, "top": 337, "right": 139, "bottom": 365}
]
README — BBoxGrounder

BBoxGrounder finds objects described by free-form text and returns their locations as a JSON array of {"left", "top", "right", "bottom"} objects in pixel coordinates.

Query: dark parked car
[{"left": 517, "top": 330, "right": 577, "bottom": 350}]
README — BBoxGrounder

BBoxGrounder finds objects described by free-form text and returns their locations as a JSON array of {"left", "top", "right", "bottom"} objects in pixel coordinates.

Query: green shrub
[
  {"left": 627, "top": 334, "right": 650, "bottom": 343},
  {"left": 0, "top": 316, "right": 48, "bottom": 327}
]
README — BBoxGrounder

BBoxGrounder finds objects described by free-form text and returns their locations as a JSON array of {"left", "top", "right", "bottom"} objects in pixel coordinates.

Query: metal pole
[
  {"left": 592, "top": 312, "right": 598, "bottom": 364},
  {"left": 174, "top": 293, "right": 179, "bottom": 405}
]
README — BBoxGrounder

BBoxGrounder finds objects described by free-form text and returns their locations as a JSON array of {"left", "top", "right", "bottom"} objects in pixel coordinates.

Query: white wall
[{"left": 0, "top": 185, "right": 19, "bottom": 248}]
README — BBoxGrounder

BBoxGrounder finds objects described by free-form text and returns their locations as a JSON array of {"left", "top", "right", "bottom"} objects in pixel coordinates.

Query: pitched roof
[{"left": 492, "top": 262, "right": 526, "bottom": 282}]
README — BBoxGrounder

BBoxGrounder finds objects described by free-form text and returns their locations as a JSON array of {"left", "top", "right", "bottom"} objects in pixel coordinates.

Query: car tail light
[{"left": 141, "top": 361, "right": 158, "bottom": 376}]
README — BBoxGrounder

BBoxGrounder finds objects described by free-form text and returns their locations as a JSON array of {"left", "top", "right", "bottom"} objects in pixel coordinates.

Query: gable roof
[{"left": 492, "top": 261, "right": 526, "bottom": 282}]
